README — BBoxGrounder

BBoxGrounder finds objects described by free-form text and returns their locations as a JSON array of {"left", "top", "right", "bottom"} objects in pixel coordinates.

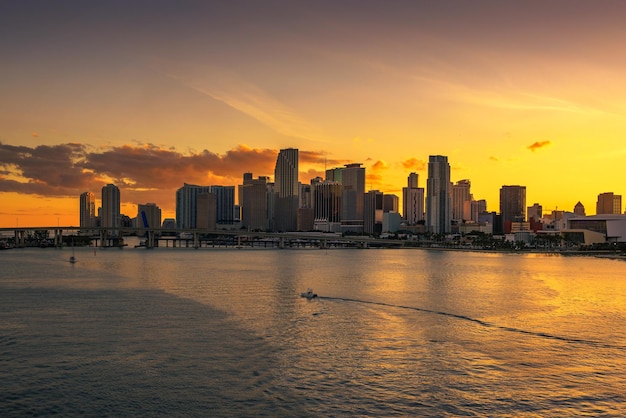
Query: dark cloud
[
  {"left": 0, "top": 142, "right": 334, "bottom": 214},
  {"left": 528, "top": 140, "right": 551, "bottom": 152}
]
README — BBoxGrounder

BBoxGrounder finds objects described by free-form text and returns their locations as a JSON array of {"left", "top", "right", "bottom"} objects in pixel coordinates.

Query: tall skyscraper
[
  {"left": 596, "top": 192, "right": 622, "bottom": 215},
  {"left": 452, "top": 179, "right": 472, "bottom": 222},
  {"left": 196, "top": 192, "right": 217, "bottom": 230},
  {"left": 500, "top": 185, "right": 526, "bottom": 233},
  {"left": 273, "top": 148, "right": 299, "bottom": 231},
  {"left": 340, "top": 163, "right": 365, "bottom": 233},
  {"left": 79, "top": 191, "right": 96, "bottom": 228},
  {"left": 426, "top": 156, "right": 451, "bottom": 234},
  {"left": 402, "top": 173, "right": 425, "bottom": 225},
  {"left": 101, "top": 184, "right": 120, "bottom": 229}
]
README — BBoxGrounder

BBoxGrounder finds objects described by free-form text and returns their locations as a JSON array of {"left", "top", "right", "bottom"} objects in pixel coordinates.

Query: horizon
[{"left": 2, "top": 1, "right": 626, "bottom": 227}]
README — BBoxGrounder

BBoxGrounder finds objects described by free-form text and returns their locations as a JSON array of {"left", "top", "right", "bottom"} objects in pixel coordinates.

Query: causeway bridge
[{"left": 0, "top": 226, "right": 409, "bottom": 249}]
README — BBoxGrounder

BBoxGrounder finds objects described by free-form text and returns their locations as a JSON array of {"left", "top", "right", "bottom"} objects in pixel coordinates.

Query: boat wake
[{"left": 321, "top": 296, "right": 626, "bottom": 351}]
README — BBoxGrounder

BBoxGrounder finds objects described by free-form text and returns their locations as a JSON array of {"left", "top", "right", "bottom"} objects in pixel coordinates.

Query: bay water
[{"left": 1, "top": 244, "right": 625, "bottom": 416}]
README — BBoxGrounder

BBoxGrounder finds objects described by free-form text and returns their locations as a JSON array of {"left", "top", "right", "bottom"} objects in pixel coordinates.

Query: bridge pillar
[
  {"left": 147, "top": 230, "right": 155, "bottom": 248},
  {"left": 193, "top": 233, "right": 199, "bottom": 249},
  {"left": 279, "top": 237, "right": 285, "bottom": 249},
  {"left": 54, "top": 229, "right": 63, "bottom": 247}
]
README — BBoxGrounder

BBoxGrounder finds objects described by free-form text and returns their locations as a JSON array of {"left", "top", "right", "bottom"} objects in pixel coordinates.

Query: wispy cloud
[{"left": 163, "top": 66, "right": 326, "bottom": 142}]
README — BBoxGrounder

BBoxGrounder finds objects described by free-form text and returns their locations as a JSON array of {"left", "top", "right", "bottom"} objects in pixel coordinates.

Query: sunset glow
[{"left": 2, "top": 1, "right": 626, "bottom": 227}]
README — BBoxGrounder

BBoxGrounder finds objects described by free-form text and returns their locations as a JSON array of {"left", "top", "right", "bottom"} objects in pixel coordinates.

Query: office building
[
  {"left": 197, "top": 193, "right": 217, "bottom": 230},
  {"left": 312, "top": 179, "right": 342, "bottom": 232},
  {"left": 273, "top": 148, "right": 299, "bottom": 231},
  {"left": 364, "top": 190, "right": 383, "bottom": 235},
  {"left": 79, "top": 192, "right": 96, "bottom": 228},
  {"left": 241, "top": 173, "right": 269, "bottom": 231},
  {"left": 596, "top": 192, "right": 622, "bottom": 215},
  {"left": 101, "top": 184, "right": 120, "bottom": 229},
  {"left": 403, "top": 173, "right": 425, "bottom": 225},
  {"left": 426, "top": 156, "right": 451, "bottom": 234},
  {"left": 137, "top": 203, "right": 162, "bottom": 229},
  {"left": 470, "top": 199, "right": 487, "bottom": 223},
  {"left": 340, "top": 163, "right": 366, "bottom": 233},
  {"left": 500, "top": 185, "right": 526, "bottom": 234},
  {"left": 452, "top": 179, "right": 472, "bottom": 222},
  {"left": 209, "top": 185, "right": 235, "bottom": 225},
  {"left": 176, "top": 183, "right": 210, "bottom": 229}
]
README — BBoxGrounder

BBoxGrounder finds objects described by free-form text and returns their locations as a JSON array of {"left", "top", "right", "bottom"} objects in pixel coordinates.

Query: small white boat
[{"left": 300, "top": 288, "right": 318, "bottom": 299}]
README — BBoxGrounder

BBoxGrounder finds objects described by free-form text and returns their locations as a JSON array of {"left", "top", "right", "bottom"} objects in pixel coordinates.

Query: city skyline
[{"left": 2, "top": 1, "right": 626, "bottom": 227}]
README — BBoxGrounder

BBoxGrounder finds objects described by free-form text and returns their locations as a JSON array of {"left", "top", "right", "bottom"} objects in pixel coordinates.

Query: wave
[{"left": 321, "top": 296, "right": 626, "bottom": 351}]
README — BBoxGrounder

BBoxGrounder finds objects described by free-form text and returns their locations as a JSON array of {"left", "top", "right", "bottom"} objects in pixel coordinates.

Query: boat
[
  {"left": 300, "top": 288, "right": 318, "bottom": 299},
  {"left": 69, "top": 239, "right": 77, "bottom": 263}
]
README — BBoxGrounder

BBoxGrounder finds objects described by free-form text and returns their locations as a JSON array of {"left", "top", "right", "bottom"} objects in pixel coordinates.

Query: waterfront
[{"left": 1, "top": 246, "right": 625, "bottom": 416}]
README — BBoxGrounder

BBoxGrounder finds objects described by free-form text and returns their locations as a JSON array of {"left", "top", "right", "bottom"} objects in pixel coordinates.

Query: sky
[{"left": 2, "top": 0, "right": 626, "bottom": 227}]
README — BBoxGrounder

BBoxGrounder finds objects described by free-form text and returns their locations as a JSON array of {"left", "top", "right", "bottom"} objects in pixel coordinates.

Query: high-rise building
[
  {"left": 176, "top": 183, "right": 210, "bottom": 229},
  {"left": 383, "top": 194, "right": 399, "bottom": 213},
  {"left": 197, "top": 192, "right": 217, "bottom": 230},
  {"left": 500, "top": 185, "right": 526, "bottom": 234},
  {"left": 426, "top": 156, "right": 451, "bottom": 234},
  {"left": 101, "top": 184, "right": 120, "bottom": 229},
  {"left": 79, "top": 192, "right": 96, "bottom": 228},
  {"left": 364, "top": 190, "right": 384, "bottom": 235},
  {"left": 209, "top": 185, "right": 235, "bottom": 225},
  {"left": 312, "top": 179, "right": 342, "bottom": 232},
  {"left": 573, "top": 201, "right": 586, "bottom": 216},
  {"left": 452, "top": 179, "right": 472, "bottom": 222},
  {"left": 241, "top": 173, "right": 269, "bottom": 231},
  {"left": 402, "top": 173, "right": 425, "bottom": 225},
  {"left": 137, "top": 203, "right": 162, "bottom": 229},
  {"left": 470, "top": 199, "right": 487, "bottom": 223},
  {"left": 596, "top": 192, "right": 622, "bottom": 215},
  {"left": 273, "top": 148, "right": 299, "bottom": 231},
  {"left": 340, "top": 163, "right": 366, "bottom": 233}
]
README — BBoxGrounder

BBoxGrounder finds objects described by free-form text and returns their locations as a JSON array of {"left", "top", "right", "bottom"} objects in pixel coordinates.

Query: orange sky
[{"left": 2, "top": 1, "right": 626, "bottom": 227}]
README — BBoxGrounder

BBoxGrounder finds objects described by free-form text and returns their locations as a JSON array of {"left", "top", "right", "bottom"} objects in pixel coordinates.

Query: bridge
[{"left": 0, "top": 226, "right": 409, "bottom": 249}]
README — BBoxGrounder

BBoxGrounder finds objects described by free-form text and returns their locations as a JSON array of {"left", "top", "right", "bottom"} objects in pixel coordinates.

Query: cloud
[
  {"left": 371, "top": 160, "right": 388, "bottom": 171},
  {"left": 489, "top": 156, "right": 500, "bottom": 162},
  {"left": 401, "top": 158, "right": 427, "bottom": 171},
  {"left": 32, "top": 132, "right": 39, "bottom": 138},
  {"left": 527, "top": 140, "right": 551, "bottom": 152}
]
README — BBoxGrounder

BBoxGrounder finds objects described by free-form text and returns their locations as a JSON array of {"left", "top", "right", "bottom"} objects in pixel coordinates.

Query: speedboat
[{"left": 300, "top": 288, "right": 318, "bottom": 299}]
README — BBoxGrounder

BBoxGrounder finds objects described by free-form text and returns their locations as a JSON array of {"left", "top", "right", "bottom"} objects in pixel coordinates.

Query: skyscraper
[
  {"left": 500, "top": 185, "right": 526, "bottom": 233},
  {"left": 273, "top": 148, "right": 299, "bottom": 231},
  {"left": 312, "top": 179, "right": 342, "bottom": 232},
  {"left": 101, "top": 184, "right": 120, "bottom": 229},
  {"left": 340, "top": 163, "right": 365, "bottom": 233},
  {"left": 79, "top": 191, "right": 96, "bottom": 228},
  {"left": 402, "top": 173, "right": 424, "bottom": 225},
  {"left": 176, "top": 183, "right": 210, "bottom": 229},
  {"left": 426, "top": 156, "right": 451, "bottom": 234},
  {"left": 452, "top": 179, "right": 472, "bottom": 222},
  {"left": 364, "top": 190, "right": 383, "bottom": 235},
  {"left": 209, "top": 185, "right": 235, "bottom": 225}
]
